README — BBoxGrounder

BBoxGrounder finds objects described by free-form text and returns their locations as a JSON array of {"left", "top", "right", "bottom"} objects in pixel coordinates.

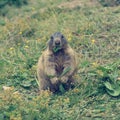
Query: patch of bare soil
[{"left": 58, "top": 0, "right": 101, "bottom": 9}]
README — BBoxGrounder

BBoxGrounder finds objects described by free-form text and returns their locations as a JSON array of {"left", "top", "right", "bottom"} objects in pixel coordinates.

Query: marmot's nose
[{"left": 55, "top": 40, "right": 60, "bottom": 45}]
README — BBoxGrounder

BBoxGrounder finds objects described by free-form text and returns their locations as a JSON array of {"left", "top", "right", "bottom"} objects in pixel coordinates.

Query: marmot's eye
[
  {"left": 61, "top": 35, "right": 64, "bottom": 39},
  {"left": 51, "top": 36, "right": 54, "bottom": 40}
]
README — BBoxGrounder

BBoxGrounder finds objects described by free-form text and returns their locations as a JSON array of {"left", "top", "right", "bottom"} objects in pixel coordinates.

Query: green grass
[{"left": 0, "top": 0, "right": 120, "bottom": 119}]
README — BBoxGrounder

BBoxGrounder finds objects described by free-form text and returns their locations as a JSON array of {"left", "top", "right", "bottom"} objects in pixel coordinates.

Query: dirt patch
[
  {"left": 58, "top": 0, "right": 82, "bottom": 9},
  {"left": 58, "top": 0, "right": 101, "bottom": 9}
]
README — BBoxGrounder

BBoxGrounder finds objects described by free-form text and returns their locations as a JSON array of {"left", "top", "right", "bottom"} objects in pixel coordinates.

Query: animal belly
[
  {"left": 54, "top": 52, "right": 65, "bottom": 76},
  {"left": 55, "top": 65, "right": 64, "bottom": 76}
]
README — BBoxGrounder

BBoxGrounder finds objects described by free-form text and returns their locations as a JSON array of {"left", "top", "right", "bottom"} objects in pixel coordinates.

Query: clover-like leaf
[
  {"left": 20, "top": 81, "right": 32, "bottom": 88},
  {"left": 104, "top": 81, "right": 120, "bottom": 97},
  {"left": 106, "top": 89, "right": 120, "bottom": 97},
  {"left": 104, "top": 81, "right": 114, "bottom": 91}
]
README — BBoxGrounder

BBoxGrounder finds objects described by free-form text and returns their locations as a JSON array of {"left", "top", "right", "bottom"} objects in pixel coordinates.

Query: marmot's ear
[{"left": 48, "top": 36, "right": 53, "bottom": 50}]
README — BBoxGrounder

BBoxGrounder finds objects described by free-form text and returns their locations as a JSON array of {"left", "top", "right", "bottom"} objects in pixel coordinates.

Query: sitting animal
[{"left": 37, "top": 32, "right": 78, "bottom": 93}]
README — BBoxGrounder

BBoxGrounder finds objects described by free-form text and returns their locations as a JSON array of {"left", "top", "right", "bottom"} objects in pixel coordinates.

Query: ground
[{"left": 0, "top": 0, "right": 120, "bottom": 119}]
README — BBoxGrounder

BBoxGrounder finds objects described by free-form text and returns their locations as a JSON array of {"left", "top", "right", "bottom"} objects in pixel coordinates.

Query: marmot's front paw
[
  {"left": 51, "top": 77, "right": 59, "bottom": 84},
  {"left": 61, "top": 76, "right": 68, "bottom": 83}
]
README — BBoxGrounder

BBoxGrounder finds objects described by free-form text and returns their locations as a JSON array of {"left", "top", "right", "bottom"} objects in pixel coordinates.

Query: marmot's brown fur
[{"left": 37, "top": 32, "right": 78, "bottom": 93}]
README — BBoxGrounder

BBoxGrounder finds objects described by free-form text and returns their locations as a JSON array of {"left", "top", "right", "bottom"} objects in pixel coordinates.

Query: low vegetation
[{"left": 0, "top": 0, "right": 120, "bottom": 119}]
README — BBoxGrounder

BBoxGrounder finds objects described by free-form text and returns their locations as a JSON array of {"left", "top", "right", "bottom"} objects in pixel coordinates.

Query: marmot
[{"left": 37, "top": 32, "right": 78, "bottom": 93}]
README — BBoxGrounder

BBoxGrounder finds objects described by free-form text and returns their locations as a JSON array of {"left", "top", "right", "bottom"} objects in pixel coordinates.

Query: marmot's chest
[
  {"left": 51, "top": 52, "right": 70, "bottom": 76},
  {"left": 54, "top": 54, "right": 64, "bottom": 72}
]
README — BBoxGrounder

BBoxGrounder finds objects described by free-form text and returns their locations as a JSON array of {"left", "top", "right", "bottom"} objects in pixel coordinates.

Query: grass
[{"left": 0, "top": 0, "right": 120, "bottom": 119}]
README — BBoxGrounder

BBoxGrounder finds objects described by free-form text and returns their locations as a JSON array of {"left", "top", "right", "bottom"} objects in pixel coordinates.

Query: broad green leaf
[
  {"left": 59, "top": 84, "right": 65, "bottom": 93},
  {"left": 106, "top": 89, "right": 120, "bottom": 97},
  {"left": 20, "top": 81, "right": 31, "bottom": 88},
  {"left": 104, "top": 81, "right": 114, "bottom": 91},
  {"left": 53, "top": 46, "right": 61, "bottom": 52},
  {"left": 104, "top": 81, "right": 120, "bottom": 96}
]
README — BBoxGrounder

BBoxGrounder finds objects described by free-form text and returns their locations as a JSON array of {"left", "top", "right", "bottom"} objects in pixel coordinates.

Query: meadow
[{"left": 0, "top": 0, "right": 120, "bottom": 119}]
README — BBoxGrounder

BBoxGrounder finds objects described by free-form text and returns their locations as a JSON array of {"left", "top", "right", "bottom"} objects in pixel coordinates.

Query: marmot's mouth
[{"left": 53, "top": 46, "right": 62, "bottom": 52}]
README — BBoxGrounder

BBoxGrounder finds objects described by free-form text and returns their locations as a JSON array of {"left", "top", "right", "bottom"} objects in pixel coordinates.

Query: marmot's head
[{"left": 48, "top": 32, "right": 68, "bottom": 52}]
